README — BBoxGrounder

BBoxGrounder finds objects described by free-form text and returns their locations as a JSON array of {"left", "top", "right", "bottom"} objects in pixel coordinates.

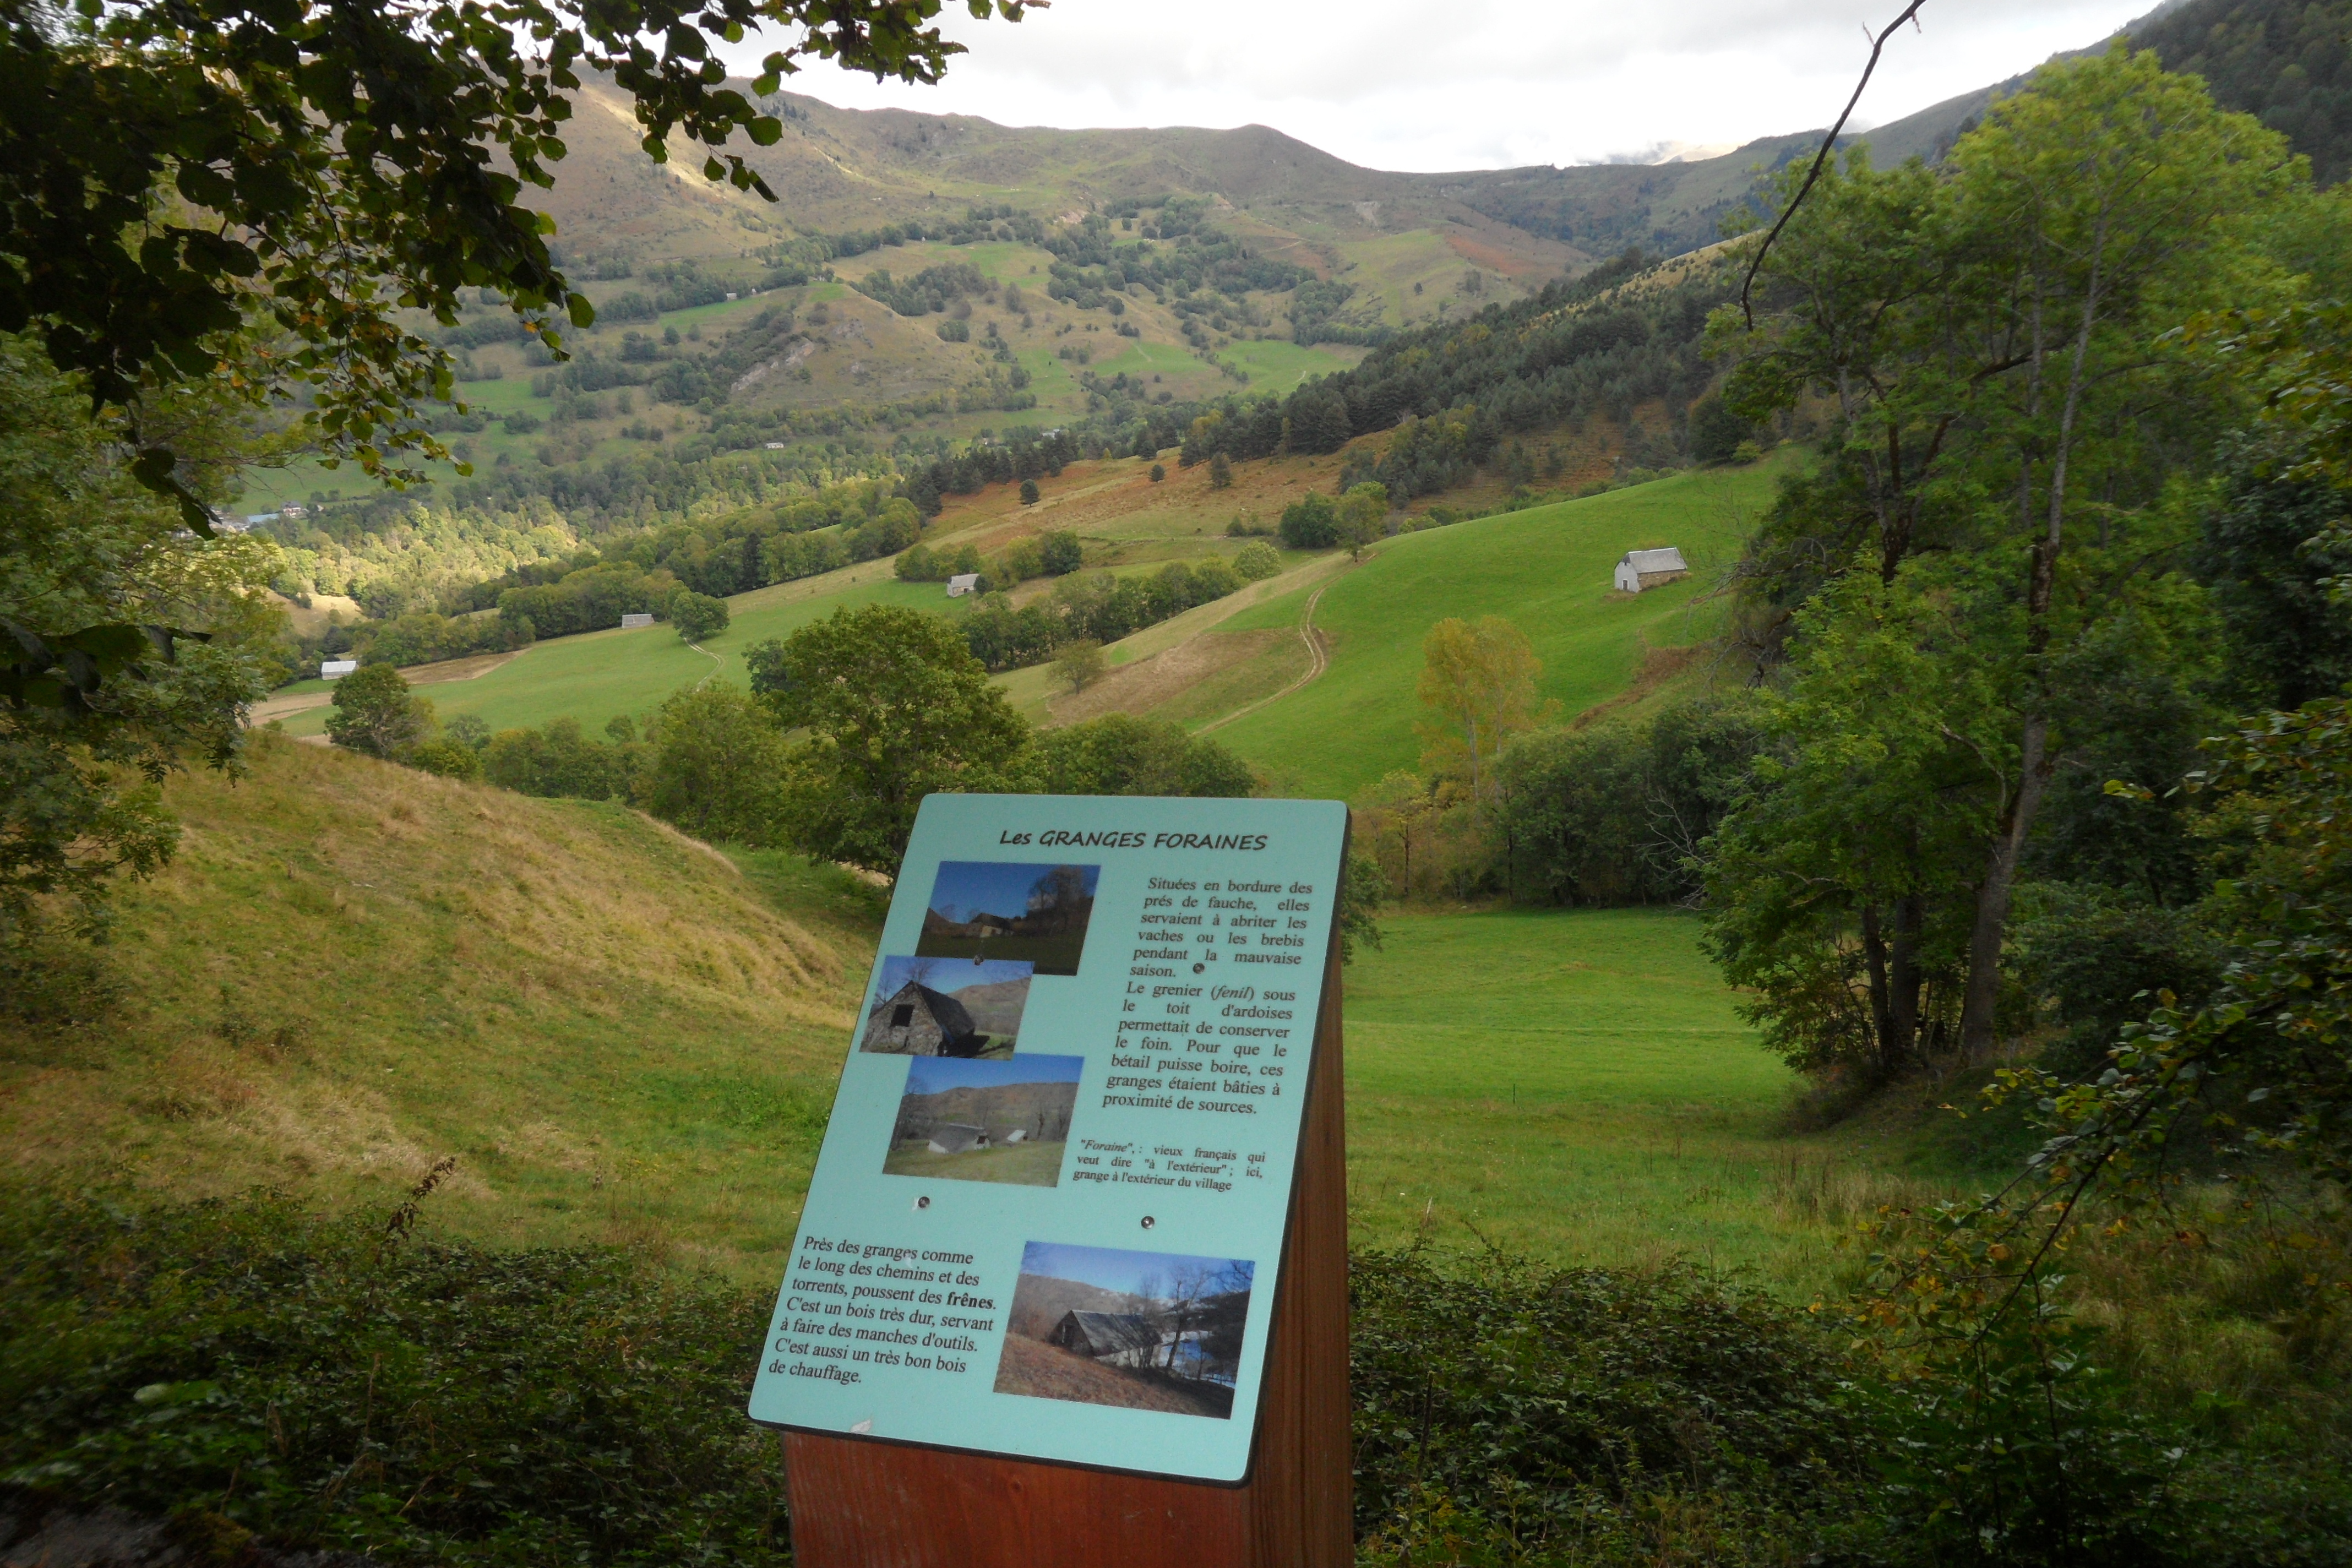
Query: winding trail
[
  {"left": 1199, "top": 580, "right": 1332, "bottom": 736},
  {"left": 687, "top": 641, "right": 725, "bottom": 689}
]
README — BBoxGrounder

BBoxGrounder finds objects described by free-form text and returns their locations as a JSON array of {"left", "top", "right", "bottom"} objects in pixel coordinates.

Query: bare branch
[{"left": 1739, "top": 0, "right": 1931, "bottom": 328}]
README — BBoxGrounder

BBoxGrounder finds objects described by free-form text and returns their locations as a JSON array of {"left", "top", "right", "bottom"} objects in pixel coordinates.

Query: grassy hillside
[
  {"left": 3, "top": 729, "right": 2011, "bottom": 1300},
  {"left": 1204, "top": 454, "right": 1796, "bottom": 798},
  {"left": 275, "top": 567, "right": 948, "bottom": 737},
  {"left": 271, "top": 450, "right": 1791, "bottom": 774},
  {"left": 0, "top": 733, "right": 880, "bottom": 1281}
]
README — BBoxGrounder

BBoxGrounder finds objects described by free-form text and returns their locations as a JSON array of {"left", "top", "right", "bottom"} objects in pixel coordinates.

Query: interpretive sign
[{"left": 748, "top": 792, "right": 1347, "bottom": 1487}]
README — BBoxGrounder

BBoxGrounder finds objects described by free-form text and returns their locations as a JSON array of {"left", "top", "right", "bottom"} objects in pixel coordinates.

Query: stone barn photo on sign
[
  {"left": 995, "top": 1241, "right": 1255, "bottom": 1419},
  {"left": 859, "top": 956, "right": 1034, "bottom": 1058},
  {"left": 884, "top": 1054, "right": 1081, "bottom": 1186}
]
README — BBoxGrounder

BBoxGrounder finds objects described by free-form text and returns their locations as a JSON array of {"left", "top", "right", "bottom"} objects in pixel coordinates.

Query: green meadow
[
  {"left": 1210, "top": 455, "right": 1796, "bottom": 797},
  {"left": 279, "top": 573, "right": 962, "bottom": 736}
]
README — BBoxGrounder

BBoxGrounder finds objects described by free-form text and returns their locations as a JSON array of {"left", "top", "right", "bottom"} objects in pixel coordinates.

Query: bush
[
  {"left": 1279, "top": 491, "right": 1338, "bottom": 549},
  {"left": 1039, "top": 531, "right": 1084, "bottom": 574},
  {"left": 323, "top": 665, "right": 429, "bottom": 759},
  {"left": 482, "top": 717, "right": 641, "bottom": 801},
  {"left": 0, "top": 1191, "right": 786, "bottom": 1568},
  {"left": 1233, "top": 541, "right": 1281, "bottom": 580},
  {"left": 643, "top": 684, "right": 789, "bottom": 846},
  {"left": 1019, "top": 478, "right": 1040, "bottom": 505},
  {"left": 1351, "top": 1248, "right": 1868, "bottom": 1556},
  {"left": 1148, "top": 462, "right": 1166, "bottom": 482},
  {"left": 1034, "top": 713, "right": 1255, "bottom": 798},
  {"left": 405, "top": 737, "right": 483, "bottom": 780},
  {"left": 668, "top": 589, "right": 730, "bottom": 643}
]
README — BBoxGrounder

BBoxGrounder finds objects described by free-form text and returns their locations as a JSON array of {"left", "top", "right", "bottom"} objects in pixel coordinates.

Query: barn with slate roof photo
[
  {"left": 856, "top": 955, "right": 1035, "bottom": 1058},
  {"left": 861, "top": 978, "right": 986, "bottom": 1057}
]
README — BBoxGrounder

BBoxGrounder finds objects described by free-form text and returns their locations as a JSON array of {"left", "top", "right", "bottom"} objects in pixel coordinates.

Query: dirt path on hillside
[{"left": 1197, "top": 581, "right": 1333, "bottom": 735}]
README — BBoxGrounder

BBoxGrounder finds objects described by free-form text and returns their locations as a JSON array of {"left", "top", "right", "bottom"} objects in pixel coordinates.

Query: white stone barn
[
  {"left": 946, "top": 573, "right": 981, "bottom": 597},
  {"left": 1614, "top": 547, "right": 1690, "bottom": 594}
]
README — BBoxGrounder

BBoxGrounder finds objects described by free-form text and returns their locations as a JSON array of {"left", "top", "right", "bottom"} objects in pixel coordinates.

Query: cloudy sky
[{"left": 734, "top": 0, "right": 2155, "bottom": 173}]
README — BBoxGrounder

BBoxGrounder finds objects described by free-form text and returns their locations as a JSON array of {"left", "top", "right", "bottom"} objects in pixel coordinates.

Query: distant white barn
[
  {"left": 619, "top": 613, "right": 654, "bottom": 630},
  {"left": 946, "top": 573, "right": 981, "bottom": 597},
  {"left": 320, "top": 660, "right": 358, "bottom": 680},
  {"left": 1614, "top": 547, "right": 1689, "bottom": 594}
]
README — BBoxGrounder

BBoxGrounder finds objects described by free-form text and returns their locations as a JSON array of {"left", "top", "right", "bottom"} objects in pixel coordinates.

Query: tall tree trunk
[
  {"left": 1889, "top": 891, "right": 1923, "bottom": 1061},
  {"left": 1959, "top": 217, "right": 2106, "bottom": 1058},
  {"left": 1861, "top": 902, "right": 1898, "bottom": 1077}
]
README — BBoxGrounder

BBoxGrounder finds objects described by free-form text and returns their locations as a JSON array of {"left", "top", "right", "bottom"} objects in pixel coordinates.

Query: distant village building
[
  {"left": 280, "top": 504, "right": 307, "bottom": 519},
  {"left": 619, "top": 613, "right": 654, "bottom": 630},
  {"left": 1613, "top": 547, "right": 1689, "bottom": 594},
  {"left": 861, "top": 979, "right": 987, "bottom": 1056},
  {"left": 946, "top": 573, "right": 981, "bottom": 597},
  {"left": 1050, "top": 1311, "right": 1164, "bottom": 1368},
  {"left": 320, "top": 660, "right": 358, "bottom": 680},
  {"left": 926, "top": 1123, "right": 989, "bottom": 1155}
]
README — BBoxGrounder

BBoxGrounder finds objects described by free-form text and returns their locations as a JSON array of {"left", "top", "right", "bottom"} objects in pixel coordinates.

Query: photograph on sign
[
  {"left": 995, "top": 1242, "right": 1254, "bottom": 1419},
  {"left": 916, "top": 861, "right": 1100, "bottom": 974},
  {"left": 884, "top": 1055, "right": 1081, "bottom": 1186},
  {"left": 859, "top": 956, "right": 1034, "bottom": 1057}
]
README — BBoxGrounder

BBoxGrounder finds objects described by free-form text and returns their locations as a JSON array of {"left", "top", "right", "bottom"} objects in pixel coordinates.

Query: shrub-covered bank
[{"left": 5, "top": 1191, "right": 2344, "bottom": 1567}]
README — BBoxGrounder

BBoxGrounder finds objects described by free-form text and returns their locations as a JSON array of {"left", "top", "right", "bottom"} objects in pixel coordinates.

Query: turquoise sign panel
[{"left": 747, "top": 793, "right": 1347, "bottom": 1484}]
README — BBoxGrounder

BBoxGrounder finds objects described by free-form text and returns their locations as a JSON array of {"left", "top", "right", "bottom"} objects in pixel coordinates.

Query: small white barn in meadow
[
  {"left": 320, "top": 660, "right": 358, "bottom": 680},
  {"left": 946, "top": 573, "right": 981, "bottom": 597},
  {"left": 1614, "top": 547, "right": 1690, "bottom": 594},
  {"left": 619, "top": 613, "right": 654, "bottom": 630}
]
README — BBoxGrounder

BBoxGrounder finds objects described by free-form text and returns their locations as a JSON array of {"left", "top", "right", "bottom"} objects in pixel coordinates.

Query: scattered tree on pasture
[
  {"left": 747, "top": 605, "right": 1028, "bottom": 873},
  {"left": 324, "top": 665, "right": 432, "bottom": 760},
  {"left": 668, "top": 589, "right": 730, "bottom": 643},
  {"left": 1414, "top": 616, "right": 1550, "bottom": 799},
  {"left": 1053, "top": 638, "right": 1106, "bottom": 695}
]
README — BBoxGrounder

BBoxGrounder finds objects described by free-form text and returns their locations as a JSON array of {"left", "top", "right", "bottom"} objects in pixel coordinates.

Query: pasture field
[
  {"left": 277, "top": 571, "right": 952, "bottom": 737},
  {"left": 1206, "top": 454, "right": 1796, "bottom": 798},
  {"left": 1341, "top": 906, "right": 2016, "bottom": 1286}
]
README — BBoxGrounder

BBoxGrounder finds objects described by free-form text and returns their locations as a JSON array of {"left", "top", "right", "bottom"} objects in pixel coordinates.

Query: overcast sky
[{"left": 731, "top": 1, "right": 2153, "bottom": 173}]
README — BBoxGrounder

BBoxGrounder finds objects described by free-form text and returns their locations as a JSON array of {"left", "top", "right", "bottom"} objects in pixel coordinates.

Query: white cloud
[{"left": 723, "top": 0, "right": 2149, "bottom": 172}]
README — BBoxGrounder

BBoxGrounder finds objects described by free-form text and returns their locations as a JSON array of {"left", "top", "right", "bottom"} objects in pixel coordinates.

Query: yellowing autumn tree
[{"left": 1414, "top": 616, "right": 1552, "bottom": 796}]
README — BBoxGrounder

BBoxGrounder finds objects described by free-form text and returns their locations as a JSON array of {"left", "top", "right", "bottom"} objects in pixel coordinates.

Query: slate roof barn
[
  {"left": 1050, "top": 1310, "right": 1164, "bottom": 1367},
  {"left": 926, "top": 1123, "right": 989, "bottom": 1155},
  {"left": 1613, "top": 547, "right": 1690, "bottom": 594},
  {"left": 860, "top": 979, "right": 986, "bottom": 1056}
]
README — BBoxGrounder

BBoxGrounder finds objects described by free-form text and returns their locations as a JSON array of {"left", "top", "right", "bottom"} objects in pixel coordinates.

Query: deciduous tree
[
  {"left": 748, "top": 605, "right": 1027, "bottom": 873},
  {"left": 1414, "top": 616, "right": 1550, "bottom": 799}
]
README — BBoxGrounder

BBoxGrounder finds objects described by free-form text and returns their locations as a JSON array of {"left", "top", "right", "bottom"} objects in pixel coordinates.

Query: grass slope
[
  {"left": 1343, "top": 906, "right": 2019, "bottom": 1285},
  {"left": 1206, "top": 454, "right": 1797, "bottom": 798},
  {"left": 0, "top": 734, "right": 879, "bottom": 1281}
]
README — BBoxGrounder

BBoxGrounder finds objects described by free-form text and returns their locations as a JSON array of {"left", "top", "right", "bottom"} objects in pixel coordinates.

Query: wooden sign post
[{"left": 751, "top": 799, "right": 1353, "bottom": 1567}]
